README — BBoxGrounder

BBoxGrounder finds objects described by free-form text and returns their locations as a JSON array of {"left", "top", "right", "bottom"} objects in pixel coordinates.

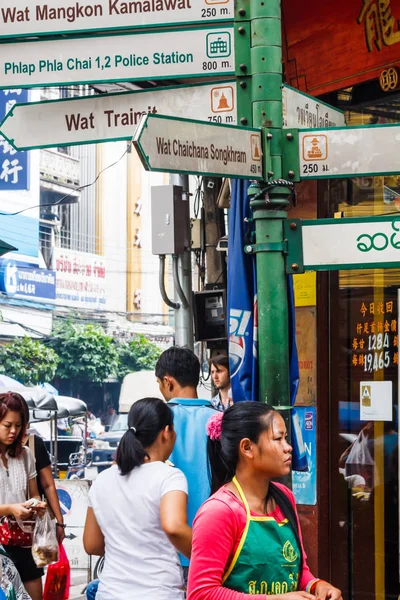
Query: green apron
[{"left": 222, "top": 477, "right": 301, "bottom": 596}]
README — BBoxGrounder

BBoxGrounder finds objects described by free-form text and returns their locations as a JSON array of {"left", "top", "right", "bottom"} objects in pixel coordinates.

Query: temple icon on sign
[
  {"left": 211, "top": 86, "right": 234, "bottom": 113},
  {"left": 251, "top": 135, "right": 261, "bottom": 162}
]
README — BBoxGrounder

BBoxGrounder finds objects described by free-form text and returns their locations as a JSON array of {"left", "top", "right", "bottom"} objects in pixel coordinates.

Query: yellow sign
[
  {"left": 361, "top": 385, "right": 371, "bottom": 407},
  {"left": 294, "top": 272, "right": 316, "bottom": 307}
]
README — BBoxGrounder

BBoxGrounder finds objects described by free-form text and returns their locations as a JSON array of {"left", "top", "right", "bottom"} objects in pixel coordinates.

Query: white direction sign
[
  {"left": 133, "top": 114, "right": 263, "bottom": 179},
  {"left": 282, "top": 85, "right": 345, "bottom": 129},
  {"left": 0, "top": 82, "right": 237, "bottom": 149},
  {"left": 0, "top": 0, "right": 234, "bottom": 39},
  {"left": 0, "top": 26, "right": 234, "bottom": 89},
  {"left": 299, "top": 123, "right": 400, "bottom": 179},
  {"left": 302, "top": 216, "right": 400, "bottom": 271}
]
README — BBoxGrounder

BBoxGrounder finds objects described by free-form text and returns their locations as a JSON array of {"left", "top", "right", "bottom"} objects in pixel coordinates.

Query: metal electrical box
[
  {"left": 193, "top": 289, "right": 227, "bottom": 342},
  {"left": 151, "top": 185, "right": 189, "bottom": 255}
]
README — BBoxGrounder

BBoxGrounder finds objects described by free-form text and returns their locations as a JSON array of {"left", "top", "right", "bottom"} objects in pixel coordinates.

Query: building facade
[{"left": 282, "top": 2, "right": 400, "bottom": 598}]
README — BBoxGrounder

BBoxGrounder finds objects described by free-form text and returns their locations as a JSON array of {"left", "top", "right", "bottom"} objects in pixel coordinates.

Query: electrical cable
[{"left": 0, "top": 146, "right": 130, "bottom": 216}]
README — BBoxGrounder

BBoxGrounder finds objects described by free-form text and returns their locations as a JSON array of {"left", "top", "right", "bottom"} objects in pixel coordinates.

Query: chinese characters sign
[
  {"left": 283, "top": 0, "right": 400, "bottom": 95},
  {"left": 0, "top": 89, "right": 28, "bottom": 190},
  {"left": 357, "top": 0, "right": 400, "bottom": 52},
  {"left": 351, "top": 298, "right": 397, "bottom": 373}
]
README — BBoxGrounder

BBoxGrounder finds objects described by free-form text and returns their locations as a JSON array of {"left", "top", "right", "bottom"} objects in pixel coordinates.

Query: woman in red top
[{"left": 187, "top": 402, "right": 342, "bottom": 600}]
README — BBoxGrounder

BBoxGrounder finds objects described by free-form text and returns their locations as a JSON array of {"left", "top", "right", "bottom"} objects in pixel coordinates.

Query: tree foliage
[
  {"left": 117, "top": 335, "right": 162, "bottom": 380},
  {"left": 0, "top": 336, "right": 59, "bottom": 384},
  {"left": 49, "top": 322, "right": 118, "bottom": 383}
]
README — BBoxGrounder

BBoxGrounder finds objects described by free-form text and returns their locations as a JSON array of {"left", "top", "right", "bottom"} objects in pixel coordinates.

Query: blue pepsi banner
[
  {"left": 0, "top": 89, "right": 29, "bottom": 190},
  {"left": 228, "top": 179, "right": 258, "bottom": 402},
  {"left": 0, "top": 259, "right": 56, "bottom": 303},
  {"left": 292, "top": 407, "right": 317, "bottom": 505}
]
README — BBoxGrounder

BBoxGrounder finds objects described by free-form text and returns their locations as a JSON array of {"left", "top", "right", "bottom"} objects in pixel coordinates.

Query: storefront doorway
[{"left": 327, "top": 175, "right": 399, "bottom": 600}]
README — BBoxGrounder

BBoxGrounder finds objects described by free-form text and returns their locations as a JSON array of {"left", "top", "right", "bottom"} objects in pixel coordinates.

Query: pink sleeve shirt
[{"left": 187, "top": 483, "right": 317, "bottom": 600}]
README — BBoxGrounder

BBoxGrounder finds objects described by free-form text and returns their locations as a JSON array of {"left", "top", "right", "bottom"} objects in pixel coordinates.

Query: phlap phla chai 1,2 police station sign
[
  {"left": 302, "top": 216, "right": 400, "bottom": 271},
  {"left": 0, "top": 82, "right": 238, "bottom": 150},
  {"left": 0, "top": 26, "right": 234, "bottom": 89},
  {"left": 0, "top": 0, "right": 234, "bottom": 39},
  {"left": 133, "top": 114, "right": 263, "bottom": 179}
]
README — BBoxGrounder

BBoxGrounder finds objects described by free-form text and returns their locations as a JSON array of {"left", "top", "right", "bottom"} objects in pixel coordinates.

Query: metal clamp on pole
[
  {"left": 244, "top": 241, "right": 288, "bottom": 254},
  {"left": 159, "top": 255, "right": 180, "bottom": 310}
]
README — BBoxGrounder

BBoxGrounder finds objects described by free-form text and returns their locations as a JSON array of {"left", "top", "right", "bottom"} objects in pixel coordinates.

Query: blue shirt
[{"left": 168, "top": 398, "right": 216, "bottom": 567}]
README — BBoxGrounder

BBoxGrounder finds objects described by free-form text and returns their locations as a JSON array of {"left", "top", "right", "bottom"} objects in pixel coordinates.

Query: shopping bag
[
  {"left": 0, "top": 517, "right": 35, "bottom": 548},
  {"left": 43, "top": 543, "right": 70, "bottom": 600},
  {"left": 31, "top": 511, "right": 58, "bottom": 568}
]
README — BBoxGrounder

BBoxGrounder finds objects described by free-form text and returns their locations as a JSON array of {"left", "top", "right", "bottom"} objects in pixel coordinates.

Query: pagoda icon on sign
[
  {"left": 217, "top": 93, "right": 229, "bottom": 110},
  {"left": 253, "top": 142, "right": 260, "bottom": 159},
  {"left": 307, "top": 138, "right": 323, "bottom": 159}
]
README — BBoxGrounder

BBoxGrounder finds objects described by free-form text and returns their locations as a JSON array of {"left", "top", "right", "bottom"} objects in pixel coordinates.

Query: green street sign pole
[{"left": 235, "top": 2, "right": 291, "bottom": 415}]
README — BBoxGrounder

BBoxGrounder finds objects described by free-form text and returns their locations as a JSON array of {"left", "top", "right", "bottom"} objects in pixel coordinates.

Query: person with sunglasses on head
[
  {"left": 83, "top": 397, "right": 192, "bottom": 600},
  {"left": 188, "top": 402, "right": 342, "bottom": 600},
  {"left": 0, "top": 392, "right": 46, "bottom": 600}
]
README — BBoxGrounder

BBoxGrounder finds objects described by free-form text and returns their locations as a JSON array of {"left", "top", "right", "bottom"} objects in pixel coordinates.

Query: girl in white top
[
  {"left": 0, "top": 392, "right": 46, "bottom": 600},
  {"left": 83, "top": 397, "right": 192, "bottom": 600}
]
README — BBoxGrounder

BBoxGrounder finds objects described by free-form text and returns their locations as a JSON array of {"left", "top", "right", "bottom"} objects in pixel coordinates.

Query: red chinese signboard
[{"left": 283, "top": 0, "right": 400, "bottom": 95}]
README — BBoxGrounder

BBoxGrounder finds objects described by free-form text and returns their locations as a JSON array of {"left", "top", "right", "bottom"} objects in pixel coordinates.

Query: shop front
[{"left": 282, "top": 1, "right": 400, "bottom": 598}]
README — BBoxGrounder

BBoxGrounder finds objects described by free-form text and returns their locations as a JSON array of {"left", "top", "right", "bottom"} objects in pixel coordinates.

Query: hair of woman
[
  {"left": 0, "top": 392, "right": 29, "bottom": 458},
  {"left": 116, "top": 397, "right": 174, "bottom": 476},
  {"left": 207, "top": 401, "right": 303, "bottom": 577}
]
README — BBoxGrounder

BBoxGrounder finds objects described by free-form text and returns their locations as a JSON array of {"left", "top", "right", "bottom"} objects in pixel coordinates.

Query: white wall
[{"left": 100, "top": 141, "right": 128, "bottom": 314}]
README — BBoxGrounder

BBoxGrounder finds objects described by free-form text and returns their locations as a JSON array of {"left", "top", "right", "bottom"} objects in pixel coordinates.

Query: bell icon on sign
[{"left": 217, "top": 93, "right": 229, "bottom": 110}]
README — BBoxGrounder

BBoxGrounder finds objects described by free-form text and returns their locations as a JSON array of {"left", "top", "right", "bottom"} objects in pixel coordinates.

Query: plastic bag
[
  {"left": 31, "top": 512, "right": 58, "bottom": 568},
  {"left": 43, "top": 543, "right": 70, "bottom": 600}
]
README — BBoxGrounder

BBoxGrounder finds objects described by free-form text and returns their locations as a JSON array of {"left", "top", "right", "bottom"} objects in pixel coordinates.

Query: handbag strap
[
  {"left": 21, "top": 448, "right": 30, "bottom": 500},
  {"left": 28, "top": 435, "right": 35, "bottom": 462}
]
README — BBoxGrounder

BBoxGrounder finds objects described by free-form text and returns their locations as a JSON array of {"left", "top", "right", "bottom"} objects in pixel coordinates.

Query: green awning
[{"left": 0, "top": 240, "right": 17, "bottom": 257}]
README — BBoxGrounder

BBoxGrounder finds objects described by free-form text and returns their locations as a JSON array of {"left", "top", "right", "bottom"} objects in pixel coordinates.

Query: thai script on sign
[
  {"left": 55, "top": 254, "right": 106, "bottom": 278},
  {"left": 294, "top": 104, "right": 337, "bottom": 129},
  {"left": 357, "top": 0, "right": 400, "bottom": 52},
  {"left": 356, "top": 219, "right": 400, "bottom": 252}
]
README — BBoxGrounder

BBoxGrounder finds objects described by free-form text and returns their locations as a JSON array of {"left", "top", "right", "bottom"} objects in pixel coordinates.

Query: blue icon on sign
[
  {"left": 57, "top": 488, "right": 72, "bottom": 516},
  {"left": 0, "top": 260, "right": 18, "bottom": 296}
]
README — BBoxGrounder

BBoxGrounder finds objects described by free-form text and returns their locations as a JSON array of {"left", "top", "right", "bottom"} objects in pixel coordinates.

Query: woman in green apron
[{"left": 187, "top": 402, "right": 342, "bottom": 600}]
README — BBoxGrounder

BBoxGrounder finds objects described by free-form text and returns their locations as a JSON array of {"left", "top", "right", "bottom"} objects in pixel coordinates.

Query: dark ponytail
[
  {"left": 116, "top": 397, "right": 173, "bottom": 476},
  {"left": 207, "top": 401, "right": 303, "bottom": 578},
  {"left": 208, "top": 402, "right": 276, "bottom": 494}
]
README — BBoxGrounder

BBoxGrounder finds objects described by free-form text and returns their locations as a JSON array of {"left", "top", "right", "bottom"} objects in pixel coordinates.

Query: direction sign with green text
[
  {"left": 0, "top": 0, "right": 234, "bottom": 39},
  {"left": 299, "top": 123, "right": 400, "bottom": 179},
  {"left": 133, "top": 114, "right": 263, "bottom": 179},
  {"left": 0, "top": 82, "right": 237, "bottom": 149},
  {"left": 0, "top": 26, "right": 234, "bottom": 89},
  {"left": 302, "top": 216, "right": 400, "bottom": 271}
]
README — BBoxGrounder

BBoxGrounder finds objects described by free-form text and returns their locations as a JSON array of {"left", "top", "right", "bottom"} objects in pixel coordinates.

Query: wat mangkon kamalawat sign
[{"left": 0, "top": 0, "right": 234, "bottom": 38}]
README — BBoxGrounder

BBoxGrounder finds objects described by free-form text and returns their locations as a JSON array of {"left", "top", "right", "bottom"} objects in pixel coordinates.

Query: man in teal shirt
[{"left": 155, "top": 347, "right": 216, "bottom": 571}]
